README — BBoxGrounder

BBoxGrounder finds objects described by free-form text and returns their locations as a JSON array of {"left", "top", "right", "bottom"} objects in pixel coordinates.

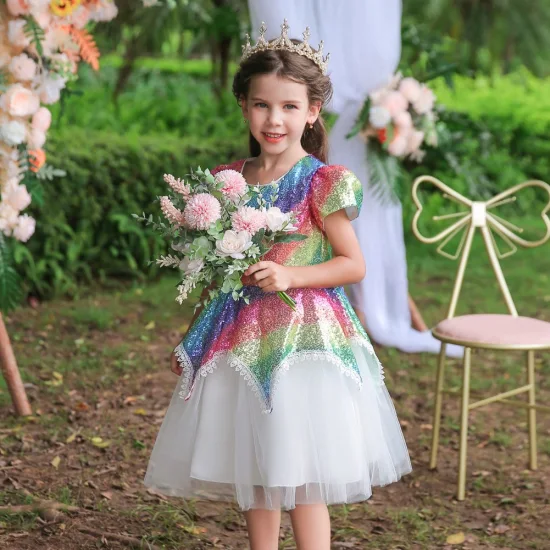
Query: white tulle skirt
[{"left": 144, "top": 344, "right": 412, "bottom": 511}]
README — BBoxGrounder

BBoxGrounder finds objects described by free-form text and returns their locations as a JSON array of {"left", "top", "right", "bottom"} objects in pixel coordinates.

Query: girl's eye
[
  {"left": 284, "top": 104, "right": 297, "bottom": 109},
  {"left": 254, "top": 102, "right": 267, "bottom": 108}
]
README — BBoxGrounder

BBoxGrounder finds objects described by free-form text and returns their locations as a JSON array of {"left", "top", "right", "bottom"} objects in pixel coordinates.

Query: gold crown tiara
[{"left": 241, "top": 19, "right": 330, "bottom": 75}]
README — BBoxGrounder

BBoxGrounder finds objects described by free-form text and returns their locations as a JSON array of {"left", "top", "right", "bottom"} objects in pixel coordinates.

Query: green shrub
[{"left": 13, "top": 129, "right": 247, "bottom": 298}]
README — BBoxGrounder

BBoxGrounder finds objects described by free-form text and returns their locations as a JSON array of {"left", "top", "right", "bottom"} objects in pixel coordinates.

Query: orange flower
[
  {"left": 50, "top": 0, "right": 82, "bottom": 17},
  {"left": 29, "top": 149, "right": 46, "bottom": 173}
]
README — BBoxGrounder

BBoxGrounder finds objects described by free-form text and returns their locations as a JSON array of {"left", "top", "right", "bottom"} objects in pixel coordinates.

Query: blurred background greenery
[{"left": 15, "top": 0, "right": 550, "bottom": 299}]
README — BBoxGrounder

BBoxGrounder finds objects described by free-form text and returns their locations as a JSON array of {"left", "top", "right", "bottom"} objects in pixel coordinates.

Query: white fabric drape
[{"left": 247, "top": 1, "right": 462, "bottom": 356}]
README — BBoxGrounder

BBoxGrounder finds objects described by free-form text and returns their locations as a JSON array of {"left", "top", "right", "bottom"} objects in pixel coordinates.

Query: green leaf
[
  {"left": 366, "top": 145, "right": 403, "bottom": 204},
  {"left": 23, "top": 16, "right": 45, "bottom": 58},
  {"left": 273, "top": 233, "right": 308, "bottom": 244}
]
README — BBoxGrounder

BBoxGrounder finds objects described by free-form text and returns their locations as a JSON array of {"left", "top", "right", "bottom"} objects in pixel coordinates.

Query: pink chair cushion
[{"left": 434, "top": 314, "right": 550, "bottom": 346}]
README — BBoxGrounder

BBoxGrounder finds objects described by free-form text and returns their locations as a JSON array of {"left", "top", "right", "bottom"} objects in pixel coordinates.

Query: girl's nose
[{"left": 267, "top": 109, "right": 283, "bottom": 126}]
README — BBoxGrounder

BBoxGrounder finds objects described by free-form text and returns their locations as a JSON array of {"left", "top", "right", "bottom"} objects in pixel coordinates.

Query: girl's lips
[{"left": 262, "top": 132, "right": 286, "bottom": 144}]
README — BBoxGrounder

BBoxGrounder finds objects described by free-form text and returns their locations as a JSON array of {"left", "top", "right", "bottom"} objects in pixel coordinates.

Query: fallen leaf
[
  {"left": 101, "top": 491, "right": 113, "bottom": 500},
  {"left": 181, "top": 525, "right": 207, "bottom": 535},
  {"left": 133, "top": 408, "right": 149, "bottom": 416},
  {"left": 494, "top": 524, "right": 510, "bottom": 534},
  {"left": 66, "top": 432, "right": 77, "bottom": 444},
  {"left": 420, "top": 423, "right": 433, "bottom": 431},
  {"left": 90, "top": 437, "right": 111, "bottom": 448},
  {"left": 51, "top": 456, "right": 61, "bottom": 469},
  {"left": 145, "top": 321, "right": 156, "bottom": 330},
  {"left": 446, "top": 532, "right": 465, "bottom": 545}
]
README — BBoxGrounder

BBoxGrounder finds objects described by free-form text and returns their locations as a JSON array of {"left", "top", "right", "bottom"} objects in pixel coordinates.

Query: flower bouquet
[
  {"left": 347, "top": 73, "right": 440, "bottom": 202},
  {"left": 134, "top": 168, "right": 306, "bottom": 311}
]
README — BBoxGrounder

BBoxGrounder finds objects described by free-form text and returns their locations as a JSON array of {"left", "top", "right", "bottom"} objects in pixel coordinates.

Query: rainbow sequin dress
[{"left": 144, "top": 155, "right": 411, "bottom": 510}]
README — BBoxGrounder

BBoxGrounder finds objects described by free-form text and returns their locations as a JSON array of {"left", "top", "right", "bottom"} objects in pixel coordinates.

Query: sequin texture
[{"left": 175, "top": 155, "right": 381, "bottom": 413}]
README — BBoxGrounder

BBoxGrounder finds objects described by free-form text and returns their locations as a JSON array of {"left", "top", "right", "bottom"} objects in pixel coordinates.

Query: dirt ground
[{"left": 1, "top": 277, "right": 549, "bottom": 549}]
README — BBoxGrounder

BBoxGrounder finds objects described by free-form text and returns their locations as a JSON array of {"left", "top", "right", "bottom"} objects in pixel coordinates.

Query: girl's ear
[
  {"left": 240, "top": 96, "right": 249, "bottom": 119},
  {"left": 308, "top": 101, "right": 322, "bottom": 125}
]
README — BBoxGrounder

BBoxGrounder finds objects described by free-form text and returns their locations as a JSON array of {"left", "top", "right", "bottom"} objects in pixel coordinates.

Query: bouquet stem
[{"left": 277, "top": 291, "right": 296, "bottom": 311}]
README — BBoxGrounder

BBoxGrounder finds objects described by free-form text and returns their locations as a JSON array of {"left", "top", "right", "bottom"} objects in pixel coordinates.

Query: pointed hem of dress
[{"left": 174, "top": 336, "right": 384, "bottom": 414}]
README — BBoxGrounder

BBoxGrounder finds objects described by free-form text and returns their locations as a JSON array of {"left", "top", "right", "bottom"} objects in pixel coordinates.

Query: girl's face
[{"left": 241, "top": 73, "right": 321, "bottom": 156}]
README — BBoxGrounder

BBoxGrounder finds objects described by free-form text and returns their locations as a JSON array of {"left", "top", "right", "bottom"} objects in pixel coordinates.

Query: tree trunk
[{"left": 0, "top": 313, "right": 32, "bottom": 416}]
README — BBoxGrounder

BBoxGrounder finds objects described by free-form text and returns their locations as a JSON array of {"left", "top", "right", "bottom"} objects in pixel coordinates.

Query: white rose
[
  {"left": 178, "top": 257, "right": 204, "bottom": 275},
  {"left": 12, "top": 214, "right": 36, "bottom": 242},
  {"left": 4, "top": 184, "right": 31, "bottom": 211},
  {"left": 399, "top": 77, "right": 422, "bottom": 103},
  {"left": 0, "top": 203, "right": 19, "bottom": 233},
  {"left": 368, "top": 106, "right": 391, "bottom": 129},
  {"left": 265, "top": 207, "right": 291, "bottom": 232},
  {"left": 0, "top": 120, "right": 27, "bottom": 146},
  {"left": 37, "top": 74, "right": 66, "bottom": 105},
  {"left": 215, "top": 230, "right": 253, "bottom": 259},
  {"left": 9, "top": 53, "right": 37, "bottom": 81},
  {"left": 413, "top": 85, "right": 436, "bottom": 115}
]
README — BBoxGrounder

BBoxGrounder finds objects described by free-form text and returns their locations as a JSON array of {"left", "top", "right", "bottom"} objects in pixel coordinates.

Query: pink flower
[
  {"left": 0, "top": 84, "right": 40, "bottom": 117},
  {"left": 160, "top": 196, "right": 185, "bottom": 226},
  {"left": 215, "top": 169, "right": 247, "bottom": 201},
  {"left": 8, "top": 19, "right": 31, "bottom": 49},
  {"left": 6, "top": 0, "right": 29, "bottom": 16},
  {"left": 32, "top": 107, "right": 52, "bottom": 132},
  {"left": 393, "top": 111, "right": 413, "bottom": 129},
  {"left": 9, "top": 53, "right": 37, "bottom": 81},
  {"left": 231, "top": 206, "right": 266, "bottom": 235},
  {"left": 28, "top": 129, "right": 46, "bottom": 150},
  {"left": 183, "top": 193, "right": 222, "bottom": 230},
  {"left": 380, "top": 91, "right": 408, "bottom": 118},
  {"left": 413, "top": 86, "right": 436, "bottom": 115},
  {"left": 4, "top": 184, "right": 31, "bottom": 211},
  {"left": 163, "top": 173, "right": 191, "bottom": 199},
  {"left": 406, "top": 130, "right": 425, "bottom": 155},
  {"left": 399, "top": 78, "right": 422, "bottom": 103},
  {"left": 388, "top": 133, "right": 409, "bottom": 157},
  {"left": 13, "top": 214, "right": 35, "bottom": 242}
]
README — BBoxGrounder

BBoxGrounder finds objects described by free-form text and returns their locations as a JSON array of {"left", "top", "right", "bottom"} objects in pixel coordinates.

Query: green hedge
[{"left": 13, "top": 129, "right": 247, "bottom": 298}]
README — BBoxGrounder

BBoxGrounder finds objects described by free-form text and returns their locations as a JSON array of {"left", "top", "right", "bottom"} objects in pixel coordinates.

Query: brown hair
[{"left": 232, "top": 41, "right": 333, "bottom": 163}]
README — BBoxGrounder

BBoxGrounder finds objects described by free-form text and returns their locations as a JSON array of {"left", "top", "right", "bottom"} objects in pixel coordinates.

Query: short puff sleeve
[{"left": 310, "top": 165, "right": 363, "bottom": 230}]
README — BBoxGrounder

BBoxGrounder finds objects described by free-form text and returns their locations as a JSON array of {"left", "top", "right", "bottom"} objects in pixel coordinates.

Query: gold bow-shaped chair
[{"left": 412, "top": 176, "right": 550, "bottom": 500}]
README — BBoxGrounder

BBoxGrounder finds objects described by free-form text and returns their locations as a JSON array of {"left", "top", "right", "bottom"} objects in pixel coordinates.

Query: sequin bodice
[{"left": 175, "top": 155, "right": 380, "bottom": 413}]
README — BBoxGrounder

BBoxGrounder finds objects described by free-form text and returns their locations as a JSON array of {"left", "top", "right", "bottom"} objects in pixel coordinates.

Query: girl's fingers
[
  {"left": 245, "top": 261, "right": 270, "bottom": 276},
  {"left": 170, "top": 352, "right": 182, "bottom": 375},
  {"left": 251, "top": 265, "right": 274, "bottom": 282},
  {"left": 257, "top": 278, "right": 273, "bottom": 289}
]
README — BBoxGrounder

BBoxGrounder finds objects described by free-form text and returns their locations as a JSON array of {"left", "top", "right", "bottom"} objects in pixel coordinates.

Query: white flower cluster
[
  {"left": 362, "top": 72, "right": 439, "bottom": 163},
  {"left": 0, "top": 0, "right": 122, "bottom": 242}
]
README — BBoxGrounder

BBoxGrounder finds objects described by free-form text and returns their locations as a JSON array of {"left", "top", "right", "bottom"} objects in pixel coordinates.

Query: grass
[{"left": 0, "top": 212, "right": 548, "bottom": 548}]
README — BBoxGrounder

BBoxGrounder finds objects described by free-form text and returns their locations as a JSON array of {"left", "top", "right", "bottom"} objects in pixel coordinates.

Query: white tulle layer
[{"left": 144, "top": 344, "right": 412, "bottom": 511}]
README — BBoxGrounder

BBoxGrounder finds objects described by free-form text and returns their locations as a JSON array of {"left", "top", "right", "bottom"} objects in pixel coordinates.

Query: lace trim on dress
[{"left": 174, "top": 336, "right": 385, "bottom": 414}]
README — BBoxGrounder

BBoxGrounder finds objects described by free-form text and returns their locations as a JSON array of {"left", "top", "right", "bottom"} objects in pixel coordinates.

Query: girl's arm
[{"left": 244, "top": 209, "right": 365, "bottom": 290}]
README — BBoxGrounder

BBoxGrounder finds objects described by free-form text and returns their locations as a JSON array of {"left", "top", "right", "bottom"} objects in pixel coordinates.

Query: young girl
[{"left": 144, "top": 20, "right": 411, "bottom": 550}]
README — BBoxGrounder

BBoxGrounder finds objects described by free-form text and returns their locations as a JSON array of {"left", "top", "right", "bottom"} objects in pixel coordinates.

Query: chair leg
[
  {"left": 527, "top": 350, "right": 537, "bottom": 470},
  {"left": 430, "top": 343, "right": 447, "bottom": 470},
  {"left": 457, "top": 347, "right": 472, "bottom": 501}
]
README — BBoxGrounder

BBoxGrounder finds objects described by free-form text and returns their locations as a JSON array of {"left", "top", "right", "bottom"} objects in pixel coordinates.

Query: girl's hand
[
  {"left": 243, "top": 261, "right": 293, "bottom": 292},
  {"left": 170, "top": 350, "right": 183, "bottom": 376}
]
